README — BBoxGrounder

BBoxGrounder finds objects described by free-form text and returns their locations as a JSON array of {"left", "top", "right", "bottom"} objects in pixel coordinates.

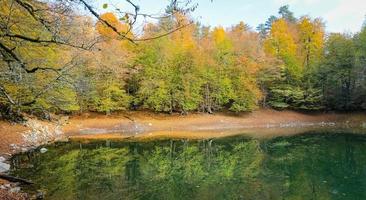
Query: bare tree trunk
[{"left": 205, "top": 83, "right": 213, "bottom": 114}]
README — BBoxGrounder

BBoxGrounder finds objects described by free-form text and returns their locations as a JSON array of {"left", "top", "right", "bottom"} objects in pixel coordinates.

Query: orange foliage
[
  {"left": 171, "top": 13, "right": 196, "bottom": 50},
  {"left": 96, "top": 12, "right": 132, "bottom": 39}
]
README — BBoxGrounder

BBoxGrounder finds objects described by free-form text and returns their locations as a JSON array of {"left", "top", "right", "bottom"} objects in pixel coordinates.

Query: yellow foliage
[
  {"left": 297, "top": 17, "right": 324, "bottom": 68},
  {"left": 264, "top": 18, "right": 303, "bottom": 80},
  {"left": 171, "top": 14, "right": 196, "bottom": 50},
  {"left": 96, "top": 12, "right": 132, "bottom": 39},
  {"left": 212, "top": 27, "right": 227, "bottom": 44},
  {"left": 264, "top": 19, "right": 297, "bottom": 57}
]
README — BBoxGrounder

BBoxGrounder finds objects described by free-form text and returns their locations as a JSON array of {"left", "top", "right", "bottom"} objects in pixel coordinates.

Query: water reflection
[{"left": 11, "top": 133, "right": 366, "bottom": 200}]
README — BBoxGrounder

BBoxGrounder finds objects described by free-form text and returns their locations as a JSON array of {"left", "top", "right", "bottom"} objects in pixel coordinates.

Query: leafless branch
[
  {"left": 1, "top": 33, "right": 96, "bottom": 50},
  {"left": 135, "top": 21, "right": 194, "bottom": 42},
  {"left": 78, "top": 0, "right": 196, "bottom": 43}
]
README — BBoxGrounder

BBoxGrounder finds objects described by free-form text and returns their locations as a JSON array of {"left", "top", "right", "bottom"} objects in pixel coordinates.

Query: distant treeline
[{"left": 0, "top": 1, "right": 365, "bottom": 120}]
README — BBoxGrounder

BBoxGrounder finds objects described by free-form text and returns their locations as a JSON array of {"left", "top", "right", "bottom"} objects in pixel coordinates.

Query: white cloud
[
  {"left": 273, "top": 0, "right": 366, "bottom": 32},
  {"left": 274, "top": 0, "right": 298, "bottom": 5},
  {"left": 324, "top": 0, "right": 366, "bottom": 32},
  {"left": 274, "top": 0, "right": 320, "bottom": 6}
]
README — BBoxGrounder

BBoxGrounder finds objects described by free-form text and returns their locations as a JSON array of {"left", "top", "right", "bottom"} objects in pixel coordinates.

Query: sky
[{"left": 97, "top": 0, "right": 366, "bottom": 33}]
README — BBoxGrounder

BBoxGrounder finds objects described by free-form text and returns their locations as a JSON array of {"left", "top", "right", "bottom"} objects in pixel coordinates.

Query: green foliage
[
  {"left": 353, "top": 27, "right": 366, "bottom": 109},
  {"left": 136, "top": 38, "right": 203, "bottom": 113},
  {"left": 95, "top": 83, "right": 130, "bottom": 114},
  {"left": 36, "top": 85, "right": 80, "bottom": 113},
  {"left": 278, "top": 5, "right": 296, "bottom": 22},
  {"left": 88, "top": 71, "right": 131, "bottom": 114},
  {"left": 313, "top": 32, "right": 366, "bottom": 110},
  {"left": 134, "top": 20, "right": 262, "bottom": 113},
  {"left": 262, "top": 6, "right": 327, "bottom": 110},
  {"left": 268, "top": 84, "right": 322, "bottom": 110}
]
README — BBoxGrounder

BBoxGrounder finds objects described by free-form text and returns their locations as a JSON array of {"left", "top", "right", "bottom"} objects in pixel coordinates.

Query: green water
[{"left": 10, "top": 132, "right": 366, "bottom": 200}]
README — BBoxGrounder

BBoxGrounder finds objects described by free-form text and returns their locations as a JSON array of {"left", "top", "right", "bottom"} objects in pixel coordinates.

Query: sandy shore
[
  {"left": 64, "top": 109, "right": 366, "bottom": 140},
  {"left": 1, "top": 109, "right": 366, "bottom": 156}
]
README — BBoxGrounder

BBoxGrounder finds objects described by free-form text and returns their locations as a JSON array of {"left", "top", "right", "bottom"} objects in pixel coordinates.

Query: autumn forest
[{"left": 1, "top": 0, "right": 366, "bottom": 121}]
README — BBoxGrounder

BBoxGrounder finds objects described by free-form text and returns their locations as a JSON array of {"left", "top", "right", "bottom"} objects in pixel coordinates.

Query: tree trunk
[{"left": 205, "top": 83, "right": 213, "bottom": 114}]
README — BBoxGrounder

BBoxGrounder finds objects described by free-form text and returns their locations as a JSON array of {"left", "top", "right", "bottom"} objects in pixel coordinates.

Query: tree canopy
[{"left": 1, "top": 2, "right": 365, "bottom": 120}]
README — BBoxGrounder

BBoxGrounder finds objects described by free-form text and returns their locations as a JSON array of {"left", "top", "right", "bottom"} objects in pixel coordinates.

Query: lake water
[{"left": 10, "top": 132, "right": 366, "bottom": 200}]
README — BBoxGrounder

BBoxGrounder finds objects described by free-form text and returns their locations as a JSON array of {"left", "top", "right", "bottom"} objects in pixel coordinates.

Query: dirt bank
[
  {"left": 0, "top": 119, "right": 63, "bottom": 158},
  {"left": 0, "top": 122, "right": 29, "bottom": 157},
  {"left": 64, "top": 109, "right": 366, "bottom": 140},
  {"left": 2, "top": 109, "right": 366, "bottom": 156}
]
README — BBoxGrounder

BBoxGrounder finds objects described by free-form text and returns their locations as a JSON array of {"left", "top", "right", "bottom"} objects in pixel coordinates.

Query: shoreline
[
  {"left": 63, "top": 109, "right": 366, "bottom": 140},
  {"left": 1, "top": 109, "right": 366, "bottom": 156}
]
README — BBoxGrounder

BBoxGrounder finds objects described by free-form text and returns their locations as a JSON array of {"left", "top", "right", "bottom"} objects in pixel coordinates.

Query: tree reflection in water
[{"left": 11, "top": 133, "right": 366, "bottom": 200}]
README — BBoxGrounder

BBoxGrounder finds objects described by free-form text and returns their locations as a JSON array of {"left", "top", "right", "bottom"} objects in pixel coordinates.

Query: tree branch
[
  {"left": 78, "top": 0, "right": 195, "bottom": 43},
  {"left": 1, "top": 33, "right": 95, "bottom": 50},
  {"left": 0, "top": 41, "right": 63, "bottom": 73},
  {"left": 135, "top": 21, "right": 194, "bottom": 42},
  {"left": 13, "top": 0, "right": 54, "bottom": 33},
  {"left": 78, "top": 0, "right": 136, "bottom": 44},
  {"left": 0, "top": 85, "right": 16, "bottom": 105},
  {"left": 21, "top": 57, "right": 79, "bottom": 106}
]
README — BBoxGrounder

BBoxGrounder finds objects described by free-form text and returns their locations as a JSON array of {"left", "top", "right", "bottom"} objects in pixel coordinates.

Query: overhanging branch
[
  {"left": 0, "top": 41, "right": 63, "bottom": 73},
  {"left": 78, "top": 0, "right": 194, "bottom": 44},
  {"left": 1, "top": 33, "right": 95, "bottom": 50},
  {"left": 78, "top": 0, "right": 136, "bottom": 44}
]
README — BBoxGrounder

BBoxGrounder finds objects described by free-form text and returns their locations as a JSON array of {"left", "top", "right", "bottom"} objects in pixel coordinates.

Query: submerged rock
[
  {"left": 9, "top": 144, "right": 17, "bottom": 150},
  {"left": 9, "top": 187, "right": 21, "bottom": 193},
  {"left": 0, "top": 162, "right": 10, "bottom": 173},
  {"left": 35, "top": 190, "right": 45, "bottom": 199},
  {"left": 40, "top": 148, "right": 48, "bottom": 154},
  {"left": 362, "top": 122, "right": 366, "bottom": 128},
  {"left": 22, "top": 119, "right": 65, "bottom": 148}
]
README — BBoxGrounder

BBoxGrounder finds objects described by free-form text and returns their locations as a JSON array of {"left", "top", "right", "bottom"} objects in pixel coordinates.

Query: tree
[
  {"left": 227, "top": 23, "right": 264, "bottom": 111},
  {"left": 297, "top": 17, "right": 324, "bottom": 70},
  {"left": 262, "top": 12, "right": 325, "bottom": 110},
  {"left": 257, "top": 15, "right": 278, "bottom": 39},
  {"left": 135, "top": 15, "right": 202, "bottom": 113},
  {"left": 297, "top": 17, "right": 325, "bottom": 110},
  {"left": 0, "top": 0, "right": 89, "bottom": 120},
  {"left": 318, "top": 33, "right": 356, "bottom": 110},
  {"left": 278, "top": 5, "right": 296, "bottom": 23},
  {"left": 264, "top": 19, "right": 301, "bottom": 81},
  {"left": 199, "top": 27, "right": 235, "bottom": 113},
  {"left": 353, "top": 27, "right": 366, "bottom": 109},
  {"left": 0, "top": 0, "right": 197, "bottom": 120}
]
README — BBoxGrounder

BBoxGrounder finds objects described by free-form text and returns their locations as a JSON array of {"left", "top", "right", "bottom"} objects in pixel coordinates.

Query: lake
[{"left": 10, "top": 132, "right": 366, "bottom": 200}]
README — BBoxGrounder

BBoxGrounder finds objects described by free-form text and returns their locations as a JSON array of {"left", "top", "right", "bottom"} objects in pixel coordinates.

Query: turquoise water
[{"left": 10, "top": 132, "right": 366, "bottom": 200}]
